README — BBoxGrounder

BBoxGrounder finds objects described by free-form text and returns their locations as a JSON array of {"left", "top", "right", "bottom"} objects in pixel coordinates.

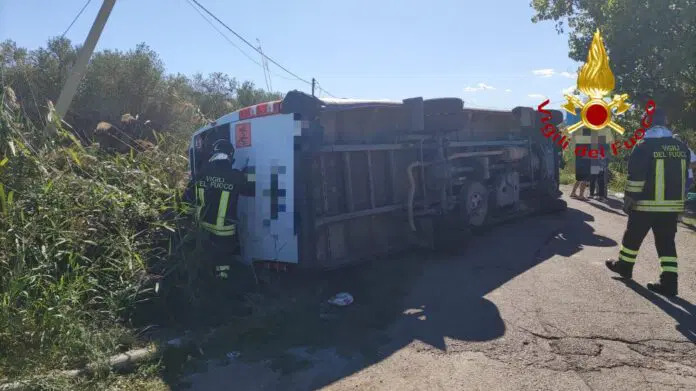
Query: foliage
[
  {"left": 0, "top": 38, "right": 284, "bottom": 387},
  {"left": 531, "top": 0, "right": 696, "bottom": 139},
  {"left": 608, "top": 169, "right": 627, "bottom": 192},
  {"left": 560, "top": 170, "right": 575, "bottom": 185},
  {"left": 0, "top": 88, "right": 190, "bottom": 381},
  {"left": 0, "top": 37, "right": 283, "bottom": 136}
]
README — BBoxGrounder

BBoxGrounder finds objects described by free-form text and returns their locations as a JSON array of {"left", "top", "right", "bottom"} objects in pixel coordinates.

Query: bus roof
[{"left": 193, "top": 90, "right": 524, "bottom": 138}]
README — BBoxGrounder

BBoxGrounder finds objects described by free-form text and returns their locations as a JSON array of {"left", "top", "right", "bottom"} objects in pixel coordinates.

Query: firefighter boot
[
  {"left": 605, "top": 260, "right": 633, "bottom": 279},
  {"left": 647, "top": 272, "right": 678, "bottom": 297}
]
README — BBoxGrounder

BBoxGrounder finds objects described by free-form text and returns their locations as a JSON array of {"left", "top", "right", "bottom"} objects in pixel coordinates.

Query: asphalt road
[{"left": 185, "top": 189, "right": 696, "bottom": 391}]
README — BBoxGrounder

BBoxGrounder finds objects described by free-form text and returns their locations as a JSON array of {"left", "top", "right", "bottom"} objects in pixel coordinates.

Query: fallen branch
[
  {"left": 0, "top": 321, "right": 251, "bottom": 390},
  {"left": 0, "top": 344, "right": 163, "bottom": 391}
]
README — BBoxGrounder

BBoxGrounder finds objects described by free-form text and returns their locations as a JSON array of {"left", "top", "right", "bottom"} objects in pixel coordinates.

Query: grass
[
  {"left": 560, "top": 170, "right": 574, "bottom": 185},
  {"left": 0, "top": 87, "right": 200, "bottom": 389},
  {"left": 559, "top": 151, "right": 575, "bottom": 185},
  {"left": 608, "top": 169, "right": 627, "bottom": 193}
]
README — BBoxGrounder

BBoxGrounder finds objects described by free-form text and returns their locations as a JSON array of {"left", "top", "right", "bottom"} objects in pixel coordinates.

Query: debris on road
[
  {"left": 226, "top": 351, "right": 241, "bottom": 360},
  {"left": 328, "top": 292, "right": 354, "bottom": 306},
  {"left": 167, "top": 337, "right": 184, "bottom": 348}
]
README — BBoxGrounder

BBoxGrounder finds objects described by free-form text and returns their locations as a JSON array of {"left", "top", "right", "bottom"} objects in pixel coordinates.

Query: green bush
[
  {"left": 608, "top": 169, "right": 627, "bottom": 193},
  {"left": 559, "top": 149, "right": 575, "bottom": 185},
  {"left": 0, "top": 88, "right": 192, "bottom": 379},
  {"left": 560, "top": 170, "right": 575, "bottom": 185}
]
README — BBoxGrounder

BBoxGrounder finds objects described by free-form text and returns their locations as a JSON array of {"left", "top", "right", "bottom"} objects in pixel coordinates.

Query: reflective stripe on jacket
[
  {"left": 194, "top": 160, "right": 254, "bottom": 236},
  {"left": 626, "top": 130, "right": 690, "bottom": 213}
]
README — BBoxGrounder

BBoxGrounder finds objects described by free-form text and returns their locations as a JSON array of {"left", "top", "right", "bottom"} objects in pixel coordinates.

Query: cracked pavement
[{"left": 185, "top": 189, "right": 696, "bottom": 391}]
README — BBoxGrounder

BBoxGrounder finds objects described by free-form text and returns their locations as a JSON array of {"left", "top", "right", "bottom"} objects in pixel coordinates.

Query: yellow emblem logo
[{"left": 562, "top": 29, "right": 631, "bottom": 134}]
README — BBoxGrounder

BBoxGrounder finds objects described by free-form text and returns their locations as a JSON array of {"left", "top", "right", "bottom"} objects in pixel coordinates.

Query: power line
[
  {"left": 188, "top": 0, "right": 337, "bottom": 97},
  {"left": 314, "top": 81, "right": 337, "bottom": 98},
  {"left": 62, "top": 0, "right": 93, "bottom": 37},
  {"left": 185, "top": 0, "right": 264, "bottom": 69},
  {"left": 185, "top": 0, "right": 302, "bottom": 85},
  {"left": 189, "top": 0, "right": 310, "bottom": 84}
]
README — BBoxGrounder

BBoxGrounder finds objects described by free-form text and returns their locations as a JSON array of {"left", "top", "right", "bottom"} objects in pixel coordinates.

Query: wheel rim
[
  {"left": 468, "top": 191, "right": 488, "bottom": 221},
  {"left": 460, "top": 181, "right": 488, "bottom": 227},
  {"left": 469, "top": 192, "right": 483, "bottom": 216}
]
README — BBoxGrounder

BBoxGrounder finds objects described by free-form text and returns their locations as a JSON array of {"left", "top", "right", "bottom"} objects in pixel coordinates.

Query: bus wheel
[{"left": 459, "top": 181, "right": 489, "bottom": 227}]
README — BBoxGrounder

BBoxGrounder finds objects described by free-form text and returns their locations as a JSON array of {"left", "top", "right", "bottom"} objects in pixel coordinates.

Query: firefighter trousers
[
  {"left": 207, "top": 232, "right": 241, "bottom": 279},
  {"left": 618, "top": 211, "right": 679, "bottom": 274}
]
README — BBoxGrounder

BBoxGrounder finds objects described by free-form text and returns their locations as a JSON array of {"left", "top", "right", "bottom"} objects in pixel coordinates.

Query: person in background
[
  {"left": 570, "top": 177, "right": 588, "bottom": 200},
  {"left": 571, "top": 133, "right": 591, "bottom": 200},
  {"left": 600, "top": 156, "right": 608, "bottom": 200},
  {"left": 589, "top": 156, "right": 608, "bottom": 201},
  {"left": 673, "top": 134, "right": 696, "bottom": 196},
  {"left": 605, "top": 108, "right": 689, "bottom": 296}
]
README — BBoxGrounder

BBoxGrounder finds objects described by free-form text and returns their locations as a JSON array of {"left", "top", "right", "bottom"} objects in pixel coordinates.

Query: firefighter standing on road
[
  {"left": 606, "top": 108, "right": 690, "bottom": 296},
  {"left": 194, "top": 139, "right": 254, "bottom": 280}
]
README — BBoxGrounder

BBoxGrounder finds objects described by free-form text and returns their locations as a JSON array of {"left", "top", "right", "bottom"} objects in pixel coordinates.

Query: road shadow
[
  {"left": 679, "top": 217, "right": 696, "bottom": 231},
  {"left": 533, "top": 206, "right": 617, "bottom": 258},
  {"left": 601, "top": 197, "right": 625, "bottom": 210},
  {"left": 173, "top": 205, "right": 618, "bottom": 390},
  {"left": 584, "top": 200, "right": 627, "bottom": 217},
  {"left": 583, "top": 196, "right": 696, "bottom": 232},
  {"left": 386, "top": 206, "right": 617, "bottom": 354},
  {"left": 616, "top": 278, "right": 696, "bottom": 343}
]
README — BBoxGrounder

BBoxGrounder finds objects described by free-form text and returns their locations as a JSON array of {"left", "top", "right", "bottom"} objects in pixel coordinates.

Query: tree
[
  {"left": 531, "top": 0, "right": 696, "bottom": 139},
  {"left": 1, "top": 38, "right": 79, "bottom": 124},
  {"left": 0, "top": 38, "right": 284, "bottom": 137},
  {"left": 235, "top": 80, "right": 281, "bottom": 108},
  {"left": 74, "top": 43, "right": 166, "bottom": 124}
]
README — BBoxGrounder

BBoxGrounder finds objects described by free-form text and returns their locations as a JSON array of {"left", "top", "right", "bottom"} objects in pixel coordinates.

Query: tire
[{"left": 458, "top": 181, "right": 489, "bottom": 227}]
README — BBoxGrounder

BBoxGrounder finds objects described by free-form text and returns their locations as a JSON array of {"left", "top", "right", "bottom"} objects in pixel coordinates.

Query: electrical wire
[
  {"left": 188, "top": 0, "right": 338, "bottom": 97},
  {"left": 185, "top": 0, "right": 264, "bottom": 69},
  {"left": 314, "top": 81, "right": 337, "bottom": 98},
  {"left": 61, "top": 0, "right": 93, "bottom": 37},
  {"left": 185, "top": 0, "right": 303, "bottom": 85},
  {"left": 189, "top": 0, "right": 310, "bottom": 83}
]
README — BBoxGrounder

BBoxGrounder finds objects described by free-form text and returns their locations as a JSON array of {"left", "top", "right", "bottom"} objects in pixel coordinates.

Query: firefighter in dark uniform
[
  {"left": 606, "top": 108, "right": 690, "bottom": 296},
  {"left": 194, "top": 139, "right": 254, "bottom": 280}
]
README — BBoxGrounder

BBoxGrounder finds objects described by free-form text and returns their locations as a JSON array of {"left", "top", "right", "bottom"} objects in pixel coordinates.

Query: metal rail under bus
[{"left": 313, "top": 138, "right": 532, "bottom": 227}]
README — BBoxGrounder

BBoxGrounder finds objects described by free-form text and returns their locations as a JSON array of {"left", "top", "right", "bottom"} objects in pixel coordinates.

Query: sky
[{"left": 0, "top": 0, "right": 582, "bottom": 110}]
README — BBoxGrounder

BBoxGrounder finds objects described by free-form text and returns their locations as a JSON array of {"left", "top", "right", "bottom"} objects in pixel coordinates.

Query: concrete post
[{"left": 49, "top": 0, "right": 116, "bottom": 131}]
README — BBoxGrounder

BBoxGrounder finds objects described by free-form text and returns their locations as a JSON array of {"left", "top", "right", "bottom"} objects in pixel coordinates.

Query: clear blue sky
[{"left": 0, "top": 0, "right": 581, "bottom": 110}]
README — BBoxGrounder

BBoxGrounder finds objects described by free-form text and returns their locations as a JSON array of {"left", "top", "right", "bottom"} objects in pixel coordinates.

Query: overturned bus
[{"left": 189, "top": 90, "right": 565, "bottom": 269}]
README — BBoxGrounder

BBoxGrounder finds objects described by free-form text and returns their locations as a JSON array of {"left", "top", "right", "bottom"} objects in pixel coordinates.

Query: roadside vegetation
[
  {"left": 0, "top": 84, "right": 180, "bottom": 388},
  {"left": 0, "top": 37, "right": 281, "bottom": 389}
]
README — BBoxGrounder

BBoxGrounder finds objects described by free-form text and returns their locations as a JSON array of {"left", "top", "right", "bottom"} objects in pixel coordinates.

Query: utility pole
[
  {"left": 311, "top": 78, "right": 316, "bottom": 97},
  {"left": 48, "top": 0, "right": 116, "bottom": 132}
]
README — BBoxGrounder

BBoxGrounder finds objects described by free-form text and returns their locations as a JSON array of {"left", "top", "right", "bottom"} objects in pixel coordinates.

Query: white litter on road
[
  {"left": 328, "top": 292, "right": 354, "bottom": 306},
  {"left": 226, "top": 351, "right": 240, "bottom": 359}
]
